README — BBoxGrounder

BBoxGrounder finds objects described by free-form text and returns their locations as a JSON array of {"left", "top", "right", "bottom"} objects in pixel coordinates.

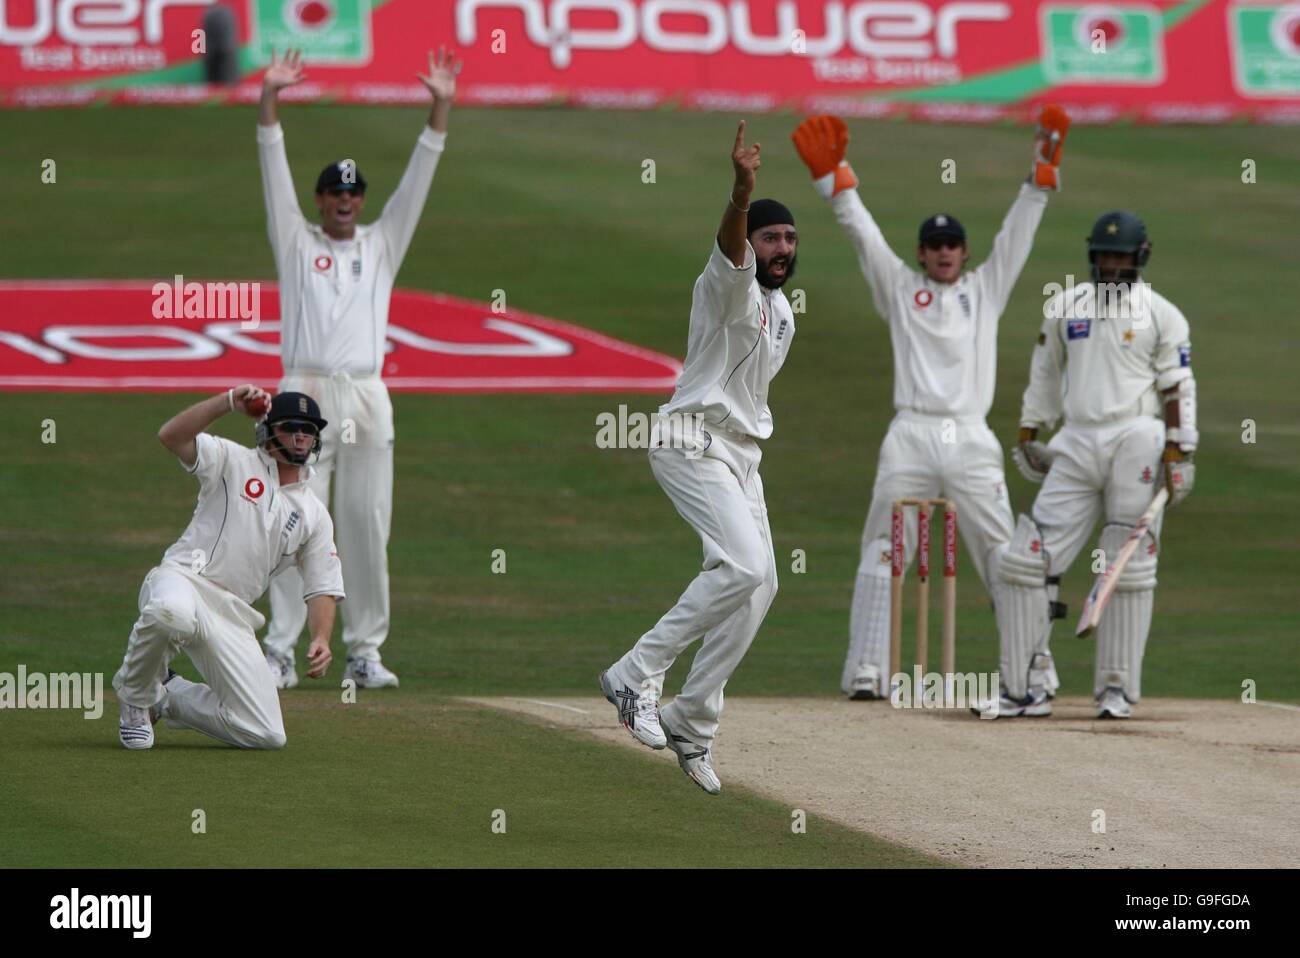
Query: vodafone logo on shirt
[
  {"left": 244, "top": 478, "right": 266, "bottom": 500},
  {"left": 0, "top": 282, "right": 682, "bottom": 394},
  {"left": 314, "top": 255, "right": 333, "bottom": 271},
  {"left": 914, "top": 290, "right": 933, "bottom": 308}
]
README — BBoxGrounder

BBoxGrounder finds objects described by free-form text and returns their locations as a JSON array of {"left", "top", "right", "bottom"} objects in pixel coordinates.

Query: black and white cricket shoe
[
  {"left": 659, "top": 714, "right": 721, "bottom": 795},
  {"left": 118, "top": 701, "right": 155, "bottom": 750},
  {"left": 970, "top": 687, "right": 1052, "bottom": 720},
  {"left": 598, "top": 670, "right": 666, "bottom": 749},
  {"left": 344, "top": 657, "right": 400, "bottom": 689}
]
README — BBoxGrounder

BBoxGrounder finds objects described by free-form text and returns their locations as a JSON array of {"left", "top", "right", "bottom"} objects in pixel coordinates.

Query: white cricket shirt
[
  {"left": 1022, "top": 283, "right": 1192, "bottom": 429},
  {"left": 659, "top": 240, "right": 796, "bottom": 440},
  {"left": 160, "top": 434, "right": 345, "bottom": 607},
  {"left": 833, "top": 183, "right": 1048, "bottom": 418},
  {"left": 257, "top": 122, "right": 446, "bottom": 375}
]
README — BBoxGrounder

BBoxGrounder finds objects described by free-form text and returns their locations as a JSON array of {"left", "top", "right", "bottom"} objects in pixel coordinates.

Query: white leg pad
[
  {"left": 843, "top": 538, "right": 892, "bottom": 693},
  {"left": 1094, "top": 523, "right": 1157, "bottom": 702},
  {"left": 993, "top": 516, "right": 1052, "bottom": 700}
]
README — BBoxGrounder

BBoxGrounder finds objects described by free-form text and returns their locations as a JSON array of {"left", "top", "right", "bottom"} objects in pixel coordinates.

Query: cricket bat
[{"left": 1075, "top": 486, "right": 1169, "bottom": 638}]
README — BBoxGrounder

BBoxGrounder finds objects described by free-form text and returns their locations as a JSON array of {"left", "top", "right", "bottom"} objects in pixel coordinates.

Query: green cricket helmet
[{"left": 1087, "top": 210, "right": 1151, "bottom": 281}]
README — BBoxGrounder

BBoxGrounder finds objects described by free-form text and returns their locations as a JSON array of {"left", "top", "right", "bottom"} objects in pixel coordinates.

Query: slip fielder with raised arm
[
  {"left": 599, "top": 122, "right": 797, "bottom": 795},
  {"left": 790, "top": 108, "right": 1069, "bottom": 701},
  {"left": 255, "top": 47, "right": 460, "bottom": 690}
]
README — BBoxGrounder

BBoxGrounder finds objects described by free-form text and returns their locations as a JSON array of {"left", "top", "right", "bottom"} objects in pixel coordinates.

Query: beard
[{"left": 756, "top": 252, "right": 797, "bottom": 290}]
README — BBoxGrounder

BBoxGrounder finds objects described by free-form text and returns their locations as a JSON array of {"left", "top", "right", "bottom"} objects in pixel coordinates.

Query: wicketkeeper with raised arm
[
  {"left": 790, "top": 108, "right": 1069, "bottom": 700},
  {"left": 981, "top": 211, "right": 1195, "bottom": 719},
  {"left": 599, "top": 122, "right": 797, "bottom": 795},
  {"left": 255, "top": 47, "right": 460, "bottom": 690}
]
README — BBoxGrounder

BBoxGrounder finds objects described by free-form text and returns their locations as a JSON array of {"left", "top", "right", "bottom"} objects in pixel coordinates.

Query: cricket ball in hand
[{"left": 246, "top": 393, "right": 270, "bottom": 418}]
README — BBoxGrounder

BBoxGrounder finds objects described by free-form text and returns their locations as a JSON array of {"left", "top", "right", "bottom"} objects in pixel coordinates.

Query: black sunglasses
[
  {"left": 273, "top": 420, "right": 320, "bottom": 436},
  {"left": 923, "top": 238, "right": 964, "bottom": 251}
]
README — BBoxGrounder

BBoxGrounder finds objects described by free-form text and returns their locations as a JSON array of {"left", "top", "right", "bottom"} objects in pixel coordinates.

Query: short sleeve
[
  {"left": 694, "top": 239, "right": 757, "bottom": 325},
  {"left": 185, "top": 433, "right": 231, "bottom": 486},
  {"left": 298, "top": 506, "right": 346, "bottom": 601},
  {"left": 1153, "top": 300, "right": 1192, "bottom": 391}
]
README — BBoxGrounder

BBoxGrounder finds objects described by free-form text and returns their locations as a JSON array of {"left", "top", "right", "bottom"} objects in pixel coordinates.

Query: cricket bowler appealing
[
  {"left": 255, "top": 47, "right": 460, "bottom": 690},
  {"left": 599, "top": 122, "right": 797, "bottom": 795},
  {"left": 978, "top": 211, "right": 1196, "bottom": 719},
  {"left": 791, "top": 108, "right": 1070, "bottom": 700},
  {"left": 115, "top": 387, "right": 344, "bottom": 750}
]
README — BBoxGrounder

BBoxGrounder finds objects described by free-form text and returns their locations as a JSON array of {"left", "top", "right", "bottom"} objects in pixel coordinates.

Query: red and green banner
[{"left": 3, "top": 1, "right": 1299, "bottom": 122}]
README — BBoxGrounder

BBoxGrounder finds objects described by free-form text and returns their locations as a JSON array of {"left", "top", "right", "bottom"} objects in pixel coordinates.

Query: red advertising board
[
  {"left": 2, "top": 1, "right": 1299, "bottom": 122},
  {"left": 0, "top": 282, "right": 682, "bottom": 393}
]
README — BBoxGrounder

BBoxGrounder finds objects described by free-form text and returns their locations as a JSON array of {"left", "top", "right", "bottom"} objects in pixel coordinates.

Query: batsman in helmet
[{"left": 981, "top": 210, "right": 1196, "bottom": 718}]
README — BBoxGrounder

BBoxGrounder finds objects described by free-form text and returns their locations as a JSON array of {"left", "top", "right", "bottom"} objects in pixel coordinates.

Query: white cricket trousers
[
  {"left": 611, "top": 424, "right": 778, "bottom": 749},
  {"left": 265, "top": 371, "right": 393, "bottom": 662},
  {"left": 843, "top": 412, "right": 1014, "bottom": 692},
  {"left": 114, "top": 566, "right": 286, "bottom": 749},
  {"left": 1030, "top": 416, "right": 1165, "bottom": 700}
]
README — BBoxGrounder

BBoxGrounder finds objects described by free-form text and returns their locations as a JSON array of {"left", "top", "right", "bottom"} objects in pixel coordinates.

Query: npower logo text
[
  {"left": 0, "top": 0, "right": 214, "bottom": 46},
  {"left": 456, "top": 1, "right": 1013, "bottom": 68}
]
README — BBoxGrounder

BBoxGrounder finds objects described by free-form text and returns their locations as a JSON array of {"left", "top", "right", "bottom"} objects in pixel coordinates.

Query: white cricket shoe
[
  {"left": 344, "top": 657, "right": 400, "bottom": 689},
  {"left": 848, "top": 663, "right": 884, "bottom": 701},
  {"left": 970, "top": 687, "right": 1053, "bottom": 720},
  {"left": 1096, "top": 687, "right": 1132, "bottom": 720},
  {"left": 118, "top": 701, "right": 155, "bottom": 750},
  {"left": 598, "top": 670, "right": 666, "bottom": 749},
  {"left": 660, "top": 715, "right": 721, "bottom": 795},
  {"left": 265, "top": 652, "right": 298, "bottom": 690}
]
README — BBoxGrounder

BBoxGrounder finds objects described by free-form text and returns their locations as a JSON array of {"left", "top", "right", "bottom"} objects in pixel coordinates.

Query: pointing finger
[{"left": 734, "top": 119, "right": 746, "bottom": 151}]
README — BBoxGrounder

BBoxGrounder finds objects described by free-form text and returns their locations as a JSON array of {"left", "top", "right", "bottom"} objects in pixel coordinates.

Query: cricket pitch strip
[{"left": 468, "top": 695, "right": 1300, "bottom": 868}]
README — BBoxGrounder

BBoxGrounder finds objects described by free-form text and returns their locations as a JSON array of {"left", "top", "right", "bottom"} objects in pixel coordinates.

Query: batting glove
[
  {"left": 1163, "top": 447, "right": 1195, "bottom": 507},
  {"left": 1012, "top": 426, "right": 1056, "bottom": 483},
  {"left": 791, "top": 115, "right": 858, "bottom": 201},
  {"left": 1030, "top": 104, "right": 1070, "bottom": 191}
]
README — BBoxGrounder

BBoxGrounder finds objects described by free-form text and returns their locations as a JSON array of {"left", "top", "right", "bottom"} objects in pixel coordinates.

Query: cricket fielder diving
[
  {"left": 255, "top": 47, "right": 460, "bottom": 690},
  {"left": 790, "top": 108, "right": 1070, "bottom": 700},
  {"left": 115, "top": 386, "right": 344, "bottom": 750},
  {"left": 979, "top": 211, "right": 1196, "bottom": 719},
  {"left": 599, "top": 122, "right": 797, "bottom": 795}
]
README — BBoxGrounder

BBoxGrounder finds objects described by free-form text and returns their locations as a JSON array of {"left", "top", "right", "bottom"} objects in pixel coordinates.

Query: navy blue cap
[
  {"left": 315, "top": 160, "right": 367, "bottom": 194},
  {"left": 919, "top": 213, "right": 966, "bottom": 245}
]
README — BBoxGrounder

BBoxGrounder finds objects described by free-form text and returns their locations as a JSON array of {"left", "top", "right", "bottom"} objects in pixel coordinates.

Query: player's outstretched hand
[
  {"left": 306, "top": 637, "right": 332, "bottom": 679},
  {"left": 732, "top": 120, "right": 761, "bottom": 196},
  {"left": 791, "top": 114, "right": 858, "bottom": 200},
  {"left": 418, "top": 45, "right": 462, "bottom": 101},
  {"left": 264, "top": 48, "right": 306, "bottom": 91},
  {"left": 231, "top": 384, "right": 271, "bottom": 418},
  {"left": 1031, "top": 104, "right": 1070, "bottom": 190}
]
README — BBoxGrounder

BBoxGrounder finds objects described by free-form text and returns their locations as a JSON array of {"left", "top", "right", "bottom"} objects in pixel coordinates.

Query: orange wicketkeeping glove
[
  {"left": 791, "top": 115, "right": 859, "bottom": 200},
  {"left": 1032, "top": 104, "right": 1070, "bottom": 191}
]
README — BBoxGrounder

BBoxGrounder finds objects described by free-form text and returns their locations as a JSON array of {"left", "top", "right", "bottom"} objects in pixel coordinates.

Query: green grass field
[{"left": 2, "top": 107, "right": 1298, "bottom": 867}]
